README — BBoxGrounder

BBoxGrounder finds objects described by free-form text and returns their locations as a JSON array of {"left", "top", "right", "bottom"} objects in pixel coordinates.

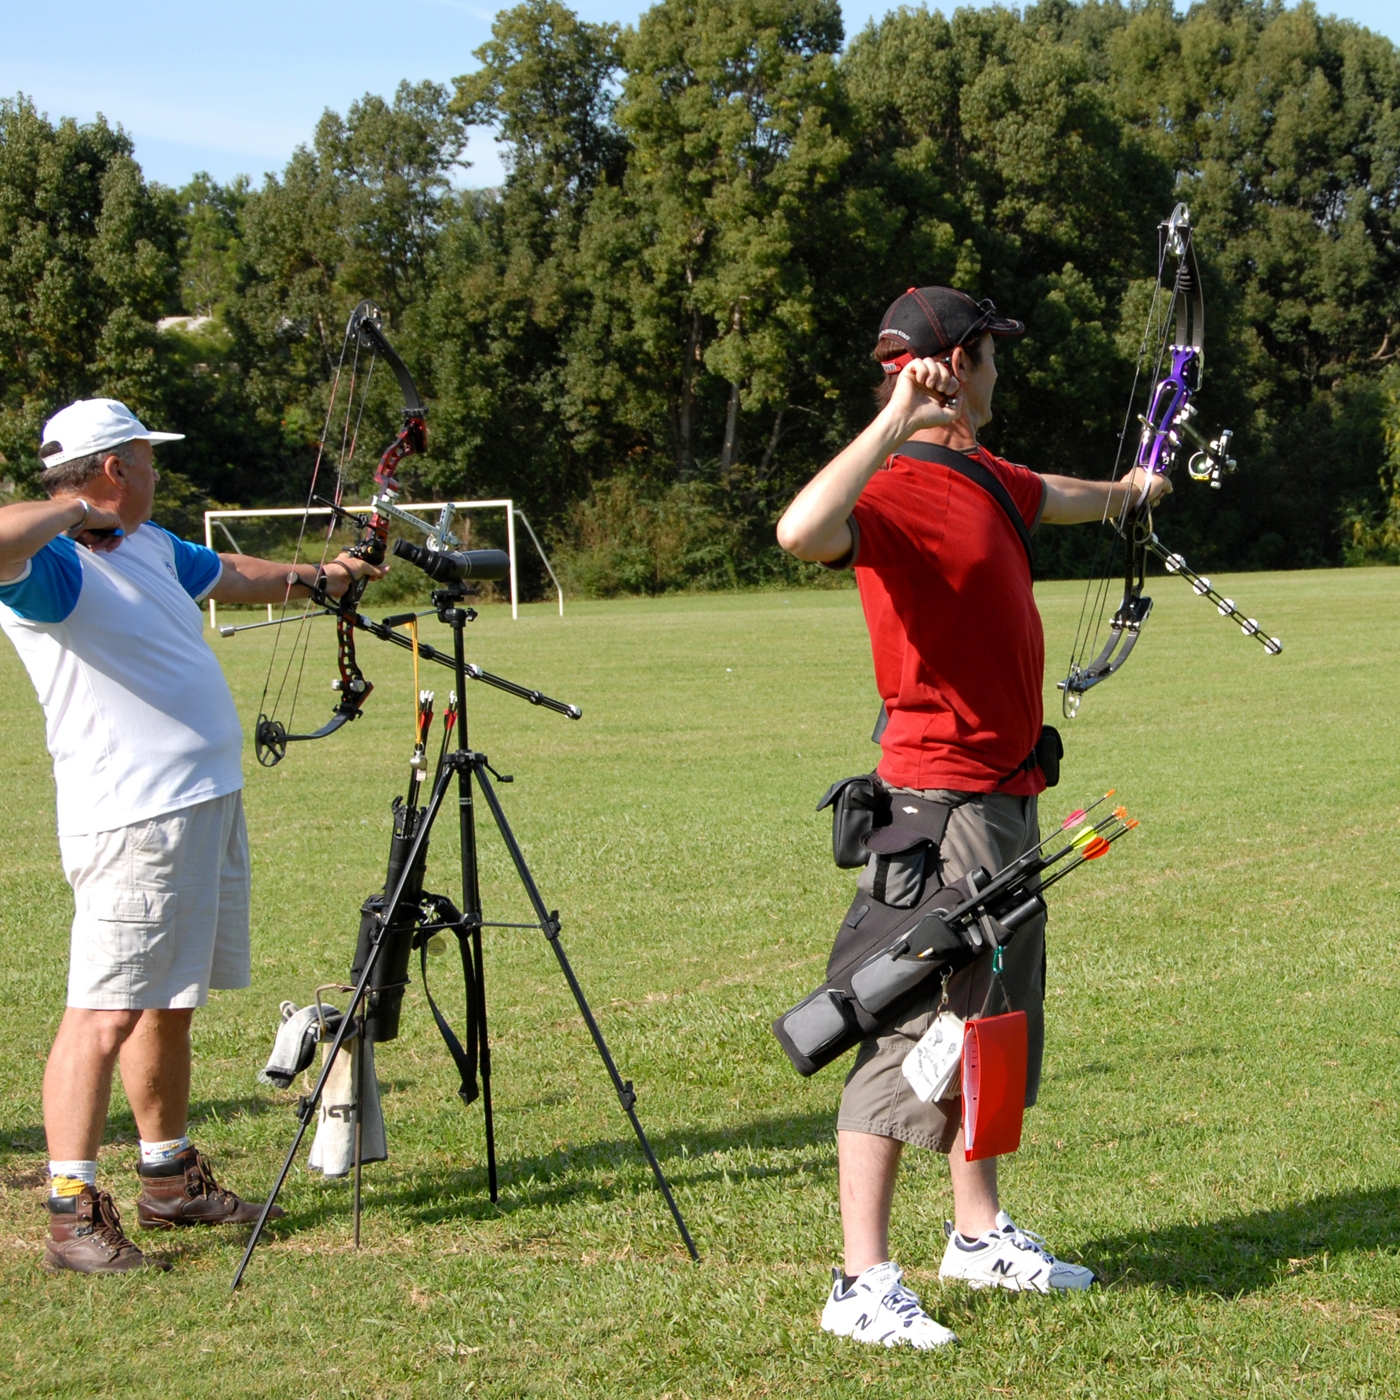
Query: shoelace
[
  {"left": 1004, "top": 1223, "right": 1058, "bottom": 1263},
  {"left": 190, "top": 1152, "right": 237, "bottom": 1203},
  {"left": 90, "top": 1192, "right": 136, "bottom": 1255},
  {"left": 882, "top": 1282, "right": 929, "bottom": 1324}
]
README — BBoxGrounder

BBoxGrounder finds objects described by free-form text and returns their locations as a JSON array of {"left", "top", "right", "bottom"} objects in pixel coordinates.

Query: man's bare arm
[
  {"left": 210, "top": 552, "right": 387, "bottom": 606},
  {"left": 1040, "top": 469, "right": 1172, "bottom": 526},
  {"left": 0, "top": 497, "right": 126, "bottom": 582},
  {"left": 777, "top": 358, "right": 963, "bottom": 562}
]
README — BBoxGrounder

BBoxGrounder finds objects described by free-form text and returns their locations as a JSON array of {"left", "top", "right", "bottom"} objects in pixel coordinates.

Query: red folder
[{"left": 962, "top": 1011, "right": 1028, "bottom": 1161}]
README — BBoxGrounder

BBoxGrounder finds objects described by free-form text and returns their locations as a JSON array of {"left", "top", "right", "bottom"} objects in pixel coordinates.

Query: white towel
[
  {"left": 307, "top": 1028, "right": 387, "bottom": 1177},
  {"left": 259, "top": 1001, "right": 339, "bottom": 1089}
]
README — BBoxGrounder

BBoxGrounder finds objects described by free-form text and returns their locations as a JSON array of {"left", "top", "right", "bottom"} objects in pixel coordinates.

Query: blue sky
[{"left": 4, "top": 0, "right": 1397, "bottom": 192}]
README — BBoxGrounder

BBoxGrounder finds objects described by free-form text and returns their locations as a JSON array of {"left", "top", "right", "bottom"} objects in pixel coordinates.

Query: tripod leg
[
  {"left": 232, "top": 759, "right": 460, "bottom": 1290},
  {"left": 472, "top": 926, "right": 498, "bottom": 1202},
  {"left": 472, "top": 763, "right": 700, "bottom": 1261},
  {"left": 352, "top": 1025, "right": 364, "bottom": 1248},
  {"left": 231, "top": 1099, "right": 318, "bottom": 1290},
  {"left": 449, "top": 634, "right": 498, "bottom": 1203}
]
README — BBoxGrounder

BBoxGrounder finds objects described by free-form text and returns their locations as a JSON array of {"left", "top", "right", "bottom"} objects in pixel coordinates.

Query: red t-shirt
[{"left": 849, "top": 444, "right": 1047, "bottom": 794}]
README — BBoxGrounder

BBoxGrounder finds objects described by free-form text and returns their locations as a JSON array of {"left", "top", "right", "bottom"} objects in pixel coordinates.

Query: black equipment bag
[
  {"left": 349, "top": 794, "right": 484, "bottom": 1106},
  {"left": 775, "top": 788, "right": 966, "bottom": 1076},
  {"left": 774, "top": 870, "right": 988, "bottom": 1077},
  {"left": 772, "top": 866, "right": 1046, "bottom": 1077},
  {"left": 351, "top": 795, "right": 429, "bottom": 1044},
  {"left": 816, "top": 774, "right": 891, "bottom": 868},
  {"left": 775, "top": 778, "right": 1051, "bottom": 1076}
]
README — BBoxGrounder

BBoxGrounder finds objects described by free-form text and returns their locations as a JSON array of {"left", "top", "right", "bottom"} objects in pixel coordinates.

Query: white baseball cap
[{"left": 39, "top": 398, "right": 184, "bottom": 468}]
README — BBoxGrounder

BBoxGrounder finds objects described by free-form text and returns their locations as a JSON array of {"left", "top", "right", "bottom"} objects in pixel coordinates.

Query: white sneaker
[
  {"left": 820, "top": 1261, "right": 959, "bottom": 1349},
  {"left": 938, "top": 1211, "right": 1096, "bottom": 1293}
]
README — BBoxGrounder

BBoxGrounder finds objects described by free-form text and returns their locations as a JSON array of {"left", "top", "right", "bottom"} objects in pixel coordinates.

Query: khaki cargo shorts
[
  {"left": 836, "top": 789, "right": 1046, "bottom": 1153},
  {"left": 59, "top": 791, "right": 251, "bottom": 1010}
]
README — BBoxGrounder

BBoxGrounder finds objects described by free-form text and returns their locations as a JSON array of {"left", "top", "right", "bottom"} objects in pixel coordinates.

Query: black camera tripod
[{"left": 232, "top": 580, "right": 698, "bottom": 1288}]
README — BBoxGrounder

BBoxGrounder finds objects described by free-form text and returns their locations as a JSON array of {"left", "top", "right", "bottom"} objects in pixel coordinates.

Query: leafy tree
[
  {"left": 843, "top": 4, "right": 1169, "bottom": 473},
  {"left": 1108, "top": 0, "right": 1400, "bottom": 567},
  {"left": 453, "top": 0, "right": 626, "bottom": 201},
  {"left": 420, "top": 1, "right": 627, "bottom": 528},
  {"left": 595, "top": 0, "right": 850, "bottom": 484},
  {"left": 7, "top": 0, "right": 1397, "bottom": 584},
  {"left": 178, "top": 173, "right": 248, "bottom": 318},
  {"left": 227, "top": 81, "right": 467, "bottom": 503},
  {"left": 1342, "top": 363, "right": 1400, "bottom": 562},
  {"left": 0, "top": 98, "right": 179, "bottom": 493}
]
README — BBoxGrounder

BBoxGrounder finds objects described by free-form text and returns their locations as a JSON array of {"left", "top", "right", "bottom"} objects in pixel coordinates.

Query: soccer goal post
[{"left": 202, "top": 498, "right": 563, "bottom": 630}]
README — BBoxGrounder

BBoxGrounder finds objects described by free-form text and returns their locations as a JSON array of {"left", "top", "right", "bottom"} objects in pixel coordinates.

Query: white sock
[
  {"left": 139, "top": 1135, "right": 191, "bottom": 1166},
  {"left": 48, "top": 1160, "right": 97, "bottom": 1197}
]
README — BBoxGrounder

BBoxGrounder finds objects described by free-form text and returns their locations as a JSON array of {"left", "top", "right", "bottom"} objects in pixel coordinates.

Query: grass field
[{"left": 1, "top": 568, "right": 1398, "bottom": 1398}]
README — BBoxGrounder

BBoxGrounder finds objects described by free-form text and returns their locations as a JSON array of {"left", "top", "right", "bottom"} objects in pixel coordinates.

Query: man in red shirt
[{"left": 777, "top": 287, "right": 1168, "bottom": 1348}]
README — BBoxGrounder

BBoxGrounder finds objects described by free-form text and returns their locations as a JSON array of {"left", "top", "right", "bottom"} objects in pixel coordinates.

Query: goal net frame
[{"left": 202, "top": 498, "right": 563, "bottom": 629}]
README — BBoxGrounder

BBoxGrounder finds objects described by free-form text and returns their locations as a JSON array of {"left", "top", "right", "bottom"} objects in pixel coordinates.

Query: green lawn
[{"left": 1, "top": 568, "right": 1398, "bottom": 1398}]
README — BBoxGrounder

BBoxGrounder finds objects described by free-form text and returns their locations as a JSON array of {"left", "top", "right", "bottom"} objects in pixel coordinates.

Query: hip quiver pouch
[{"left": 774, "top": 784, "right": 998, "bottom": 1076}]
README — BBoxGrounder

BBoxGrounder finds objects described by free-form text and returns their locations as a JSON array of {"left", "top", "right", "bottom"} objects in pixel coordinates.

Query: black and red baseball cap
[{"left": 877, "top": 287, "right": 1025, "bottom": 374}]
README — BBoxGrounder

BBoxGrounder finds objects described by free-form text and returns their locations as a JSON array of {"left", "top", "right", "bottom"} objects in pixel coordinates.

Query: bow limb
[
  {"left": 344, "top": 301, "right": 428, "bottom": 572},
  {"left": 1059, "top": 507, "right": 1154, "bottom": 715},
  {"left": 253, "top": 590, "right": 375, "bottom": 767},
  {"left": 1061, "top": 205, "right": 1201, "bottom": 714},
  {"left": 352, "top": 305, "right": 425, "bottom": 417}
]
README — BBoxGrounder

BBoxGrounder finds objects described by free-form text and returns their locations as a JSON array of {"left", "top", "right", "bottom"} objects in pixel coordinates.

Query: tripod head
[{"left": 432, "top": 581, "right": 479, "bottom": 620}]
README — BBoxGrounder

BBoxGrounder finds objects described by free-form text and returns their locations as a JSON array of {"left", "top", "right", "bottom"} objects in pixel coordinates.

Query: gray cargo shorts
[
  {"left": 836, "top": 789, "right": 1046, "bottom": 1153},
  {"left": 60, "top": 791, "right": 251, "bottom": 1010}
]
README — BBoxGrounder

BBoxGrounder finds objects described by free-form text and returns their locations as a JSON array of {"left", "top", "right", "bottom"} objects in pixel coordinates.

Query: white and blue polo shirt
[{"left": 0, "top": 523, "right": 244, "bottom": 835}]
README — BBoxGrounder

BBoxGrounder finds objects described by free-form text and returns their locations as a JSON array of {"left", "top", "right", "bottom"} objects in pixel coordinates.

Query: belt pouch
[
  {"left": 857, "top": 825, "right": 932, "bottom": 909},
  {"left": 817, "top": 775, "right": 890, "bottom": 868},
  {"left": 1036, "top": 725, "right": 1063, "bottom": 788}
]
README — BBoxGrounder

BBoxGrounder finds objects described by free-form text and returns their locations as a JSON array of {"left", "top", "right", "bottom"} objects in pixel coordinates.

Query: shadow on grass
[
  {"left": 1085, "top": 1186, "right": 1400, "bottom": 1295},
  {"left": 257, "top": 1109, "right": 838, "bottom": 1233},
  {"left": 0, "top": 1093, "right": 283, "bottom": 1161}
]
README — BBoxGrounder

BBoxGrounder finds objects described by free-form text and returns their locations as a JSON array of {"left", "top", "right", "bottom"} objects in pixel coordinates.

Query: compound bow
[
  {"left": 1059, "top": 204, "right": 1282, "bottom": 717},
  {"left": 253, "top": 302, "right": 432, "bottom": 766},
  {"left": 242, "top": 302, "right": 578, "bottom": 765}
]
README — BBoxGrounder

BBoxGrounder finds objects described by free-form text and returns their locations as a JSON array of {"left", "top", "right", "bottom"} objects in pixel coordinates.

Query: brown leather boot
[
  {"left": 44, "top": 1186, "right": 169, "bottom": 1274},
  {"left": 135, "top": 1146, "right": 285, "bottom": 1229}
]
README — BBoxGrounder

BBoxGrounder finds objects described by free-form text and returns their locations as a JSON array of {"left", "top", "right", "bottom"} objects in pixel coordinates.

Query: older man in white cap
[{"left": 0, "top": 398, "right": 385, "bottom": 1273}]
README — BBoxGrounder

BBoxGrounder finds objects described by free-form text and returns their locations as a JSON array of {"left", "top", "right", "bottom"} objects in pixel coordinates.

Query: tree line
[{"left": 2, "top": 0, "right": 1398, "bottom": 593}]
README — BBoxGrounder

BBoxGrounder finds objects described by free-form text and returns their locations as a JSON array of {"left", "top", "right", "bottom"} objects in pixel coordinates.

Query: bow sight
[{"left": 1059, "top": 204, "right": 1282, "bottom": 717}]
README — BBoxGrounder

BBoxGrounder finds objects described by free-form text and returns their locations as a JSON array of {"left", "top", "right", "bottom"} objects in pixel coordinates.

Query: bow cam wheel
[{"left": 255, "top": 716, "right": 287, "bottom": 767}]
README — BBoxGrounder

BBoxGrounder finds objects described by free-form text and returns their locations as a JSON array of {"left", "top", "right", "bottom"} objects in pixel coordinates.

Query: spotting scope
[{"left": 392, "top": 538, "right": 510, "bottom": 583}]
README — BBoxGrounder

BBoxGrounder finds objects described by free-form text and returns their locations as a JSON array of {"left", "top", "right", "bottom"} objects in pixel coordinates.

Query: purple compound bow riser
[{"left": 1135, "top": 344, "right": 1200, "bottom": 476}]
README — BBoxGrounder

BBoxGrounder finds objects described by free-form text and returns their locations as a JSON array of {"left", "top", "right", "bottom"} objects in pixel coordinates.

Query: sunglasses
[{"left": 959, "top": 298, "right": 999, "bottom": 345}]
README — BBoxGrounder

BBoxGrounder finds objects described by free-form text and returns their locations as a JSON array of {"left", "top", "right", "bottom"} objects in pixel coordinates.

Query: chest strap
[{"left": 891, "top": 441, "right": 1035, "bottom": 578}]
